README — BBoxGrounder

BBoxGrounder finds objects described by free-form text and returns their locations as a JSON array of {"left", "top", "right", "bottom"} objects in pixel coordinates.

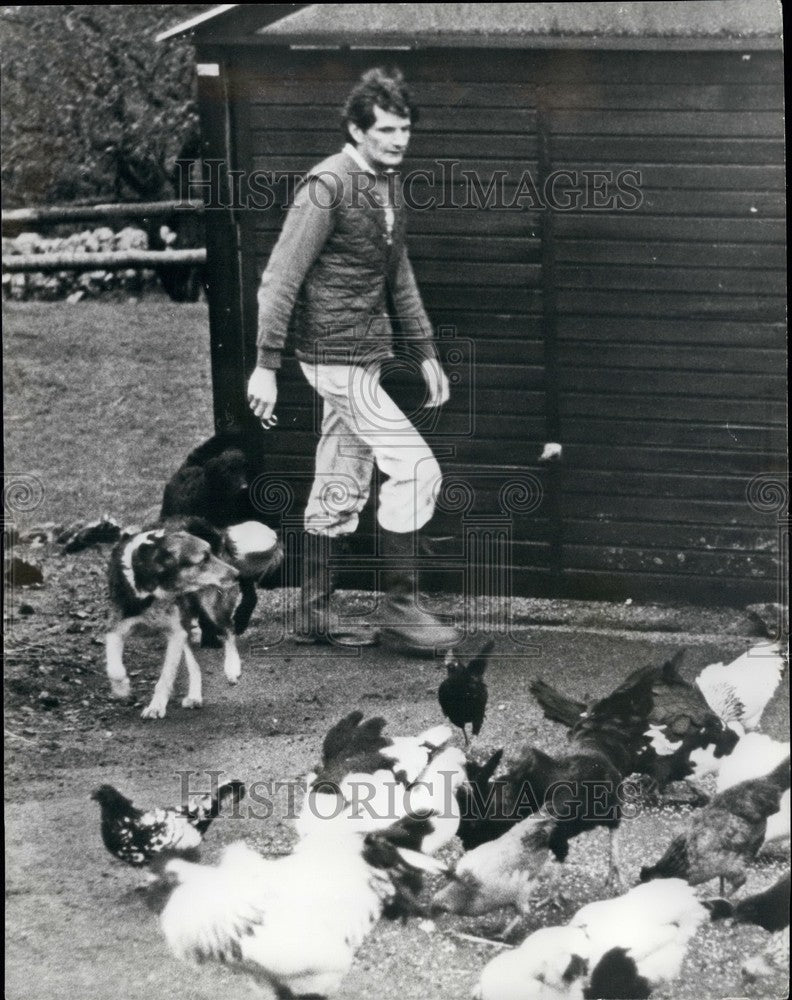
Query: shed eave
[
  {"left": 260, "top": 31, "right": 782, "bottom": 50},
  {"left": 156, "top": 4, "right": 239, "bottom": 42}
]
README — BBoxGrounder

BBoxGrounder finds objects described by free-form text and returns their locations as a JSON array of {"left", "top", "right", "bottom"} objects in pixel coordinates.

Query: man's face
[{"left": 349, "top": 105, "right": 411, "bottom": 170}]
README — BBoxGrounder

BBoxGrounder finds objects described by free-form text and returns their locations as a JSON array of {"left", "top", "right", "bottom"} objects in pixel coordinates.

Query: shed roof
[{"left": 160, "top": 1, "right": 782, "bottom": 48}]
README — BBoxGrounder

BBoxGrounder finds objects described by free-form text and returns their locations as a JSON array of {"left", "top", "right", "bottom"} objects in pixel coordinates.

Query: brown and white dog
[{"left": 105, "top": 527, "right": 242, "bottom": 719}]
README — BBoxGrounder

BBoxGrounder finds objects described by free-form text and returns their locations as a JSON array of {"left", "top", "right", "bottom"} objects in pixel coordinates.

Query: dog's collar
[{"left": 121, "top": 530, "right": 163, "bottom": 597}]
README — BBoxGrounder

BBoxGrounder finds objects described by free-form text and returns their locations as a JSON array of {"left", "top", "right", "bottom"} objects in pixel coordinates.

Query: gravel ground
[{"left": 4, "top": 544, "right": 789, "bottom": 1000}]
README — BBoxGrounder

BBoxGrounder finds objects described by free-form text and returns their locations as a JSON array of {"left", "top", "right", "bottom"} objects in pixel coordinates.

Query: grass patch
[{"left": 3, "top": 299, "right": 215, "bottom": 526}]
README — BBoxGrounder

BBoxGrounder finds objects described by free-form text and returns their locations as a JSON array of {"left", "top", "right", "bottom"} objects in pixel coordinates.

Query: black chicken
[
  {"left": 640, "top": 756, "right": 790, "bottom": 894},
  {"left": 92, "top": 779, "right": 245, "bottom": 868},
  {"left": 437, "top": 639, "right": 493, "bottom": 745},
  {"left": 710, "top": 873, "right": 790, "bottom": 932},
  {"left": 457, "top": 669, "right": 659, "bottom": 892},
  {"left": 531, "top": 650, "right": 738, "bottom": 798}
]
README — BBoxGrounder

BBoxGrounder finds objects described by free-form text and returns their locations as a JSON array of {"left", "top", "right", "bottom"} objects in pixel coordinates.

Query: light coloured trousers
[{"left": 299, "top": 362, "right": 442, "bottom": 537}]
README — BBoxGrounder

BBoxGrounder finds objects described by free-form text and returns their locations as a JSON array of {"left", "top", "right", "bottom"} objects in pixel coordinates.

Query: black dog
[
  {"left": 160, "top": 429, "right": 281, "bottom": 645},
  {"left": 160, "top": 428, "right": 263, "bottom": 527}
]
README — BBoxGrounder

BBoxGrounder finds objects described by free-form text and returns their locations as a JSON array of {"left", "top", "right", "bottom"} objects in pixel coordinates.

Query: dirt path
[{"left": 5, "top": 549, "right": 789, "bottom": 999}]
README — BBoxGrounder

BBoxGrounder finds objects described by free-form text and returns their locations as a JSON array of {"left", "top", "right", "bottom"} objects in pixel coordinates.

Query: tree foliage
[{"left": 0, "top": 5, "right": 209, "bottom": 207}]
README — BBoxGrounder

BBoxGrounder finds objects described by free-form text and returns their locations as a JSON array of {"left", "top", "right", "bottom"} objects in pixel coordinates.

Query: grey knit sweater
[{"left": 256, "top": 149, "right": 436, "bottom": 369}]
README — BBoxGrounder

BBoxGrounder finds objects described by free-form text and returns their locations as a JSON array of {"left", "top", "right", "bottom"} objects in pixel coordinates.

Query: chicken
[
  {"left": 437, "top": 639, "right": 493, "bottom": 745},
  {"left": 695, "top": 640, "right": 786, "bottom": 732},
  {"left": 640, "top": 755, "right": 790, "bottom": 894},
  {"left": 710, "top": 873, "right": 790, "bottom": 932},
  {"left": 456, "top": 669, "right": 660, "bottom": 896},
  {"left": 156, "top": 814, "right": 445, "bottom": 998},
  {"left": 531, "top": 651, "right": 738, "bottom": 798},
  {"left": 296, "top": 711, "right": 455, "bottom": 842},
  {"left": 713, "top": 733, "right": 791, "bottom": 852},
  {"left": 92, "top": 779, "right": 245, "bottom": 868},
  {"left": 431, "top": 813, "right": 555, "bottom": 924},
  {"left": 474, "top": 879, "right": 717, "bottom": 1000}
]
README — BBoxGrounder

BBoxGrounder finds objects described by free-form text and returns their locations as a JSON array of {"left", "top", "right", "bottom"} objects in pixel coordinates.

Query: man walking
[{"left": 247, "top": 67, "right": 459, "bottom": 655}]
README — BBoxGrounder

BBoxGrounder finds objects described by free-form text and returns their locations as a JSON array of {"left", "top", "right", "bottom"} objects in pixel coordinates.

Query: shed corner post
[{"left": 195, "top": 51, "right": 248, "bottom": 432}]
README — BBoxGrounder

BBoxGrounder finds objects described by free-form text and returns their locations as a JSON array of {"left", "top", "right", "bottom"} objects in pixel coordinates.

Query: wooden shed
[{"left": 160, "top": 2, "right": 786, "bottom": 606}]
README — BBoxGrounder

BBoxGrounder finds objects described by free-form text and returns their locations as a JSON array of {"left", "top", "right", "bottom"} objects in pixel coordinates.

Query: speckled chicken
[
  {"left": 640, "top": 755, "right": 790, "bottom": 894},
  {"left": 92, "top": 780, "right": 245, "bottom": 868}
]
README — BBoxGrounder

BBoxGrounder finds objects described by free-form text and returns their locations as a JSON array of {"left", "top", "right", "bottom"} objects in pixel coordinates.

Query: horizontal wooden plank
[
  {"left": 561, "top": 419, "right": 786, "bottom": 453},
  {"left": 411, "top": 235, "right": 542, "bottom": 263},
  {"left": 542, "top": 83, "right": 784, "bottom": 111},
  {"left": 558, "top": 343, "right": 784, "bottom": 375},
  {"left": 560, "top": 391, "right": 784, "bottom": 425},
  {"left": 556, "top": 265, "right": 785, "bottom": 295},
  {"left": 556, "top": 289, "right": 785, "bottom": 321},
  {"left": 559, "top": 367, "right": 784, "bottom": 398},
  {"left": 556, "top": 317, "right": 785, "bottom": 348},
  {"left": 555, "top": 215, "right": 785, "bottom": 242},
  {"left": 242, "top": 82, "right": 784, "bottom": 111},
  {"left": 248, "top": 104, "right": 538, "bottom": 133},
  {"left": 555, "top": 569, "right": 775, "bottom": 605},
  {"left": 564, "top": 519, "right": 777, "bottom": 553},
  {"left": 562, "top": 444, "right": 783, "bottom": 476},
  {"left": 413, "top": 260, "right": 542, "bottom": 287},
  {"left": 422, "top": 285, "right": 543, "bottom": 313},
  {"left": 554, "top": 164, "right": 785, "bottom": 191},
  {"left": 567, "top": 493, "right": 779, "bottom": 526},
  {"left": 563, "top": 544, "right": 777, "bottom": 577},
  {"left": 234, "top": 50, "right": 782, "bottom": 87},
  {"left": 552, "top": 135, "right": 784, "bottom": 164},
  {"left": 557, "top": 240, "right": 786, "bottom": 269},
  {"left": 631, "top": 189, "right": 785, "bottom": 217},
  {"left": 551, "top": 110, "right": 783, "bottom": 137},
  {"left": 560, "top": 469, "right": 781, "bottom": 502}
]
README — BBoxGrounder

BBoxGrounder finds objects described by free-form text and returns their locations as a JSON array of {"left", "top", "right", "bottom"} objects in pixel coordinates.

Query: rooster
[
  {"left": 640, "top": 755, "right": 790, "bottom": 894},
  {"left": 531, "top": 651, "right": 738, "bottom": 798},
  {"left": 437, "top": 639, "right": 493, "bottom": 745},
  {"left": 474, "top": 879, "right": 722, "bottom": 1000},
  {"left": 455, "top": 668, "right": 659, "bottom": 892},
  {"left": 155, "top": 812, "right": 445, "bottom": 998},
  {"left": 92, "top": 779, "right": 245, "bottom": 869}
]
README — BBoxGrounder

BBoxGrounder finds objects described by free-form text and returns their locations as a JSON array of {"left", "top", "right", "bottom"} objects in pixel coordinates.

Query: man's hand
[
  {"left": 421, "top": 356, "right": 450, "bottom": 407},
  {"left": 247, "top": 366, "right": 278, "bottom": 423}
]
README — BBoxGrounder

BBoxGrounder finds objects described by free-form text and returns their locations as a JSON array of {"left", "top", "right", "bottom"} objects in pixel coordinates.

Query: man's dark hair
[{"left": 341, "top": 67, "right": 419, "bottom": 140}]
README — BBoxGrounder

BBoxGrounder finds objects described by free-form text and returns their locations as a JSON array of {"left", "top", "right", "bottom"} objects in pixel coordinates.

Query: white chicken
[
  {"left": 158, "top": 815, "right": 445, "bottom": 998},
  {"left": 474, "top": 879, "right": 716, "bottom": 1000},
  {"left": 296, "top": 712, "right": 456, "bottom": 843},
  {"left": 431, "top": 813, "right": 555, "bottom": 926},
  {"left": 695, "top": 641, "right": 786, "bottom": 732}
]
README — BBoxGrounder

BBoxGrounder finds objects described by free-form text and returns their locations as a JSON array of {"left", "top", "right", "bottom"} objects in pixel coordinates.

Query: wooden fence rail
[
  {"left": 2, "top": 199, "right": 203, "bottom": 228},
  {"left": 2, "top": 248, "right": 206, "bottom": 272}
]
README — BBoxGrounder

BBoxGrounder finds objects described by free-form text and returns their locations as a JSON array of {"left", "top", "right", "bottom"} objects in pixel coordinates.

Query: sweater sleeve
[
  {"left": 387, "top": 245, "right": 438, "bottom": 364},
  {"left": 255, "top": 176, "right": 334, "bottom": 369}
]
